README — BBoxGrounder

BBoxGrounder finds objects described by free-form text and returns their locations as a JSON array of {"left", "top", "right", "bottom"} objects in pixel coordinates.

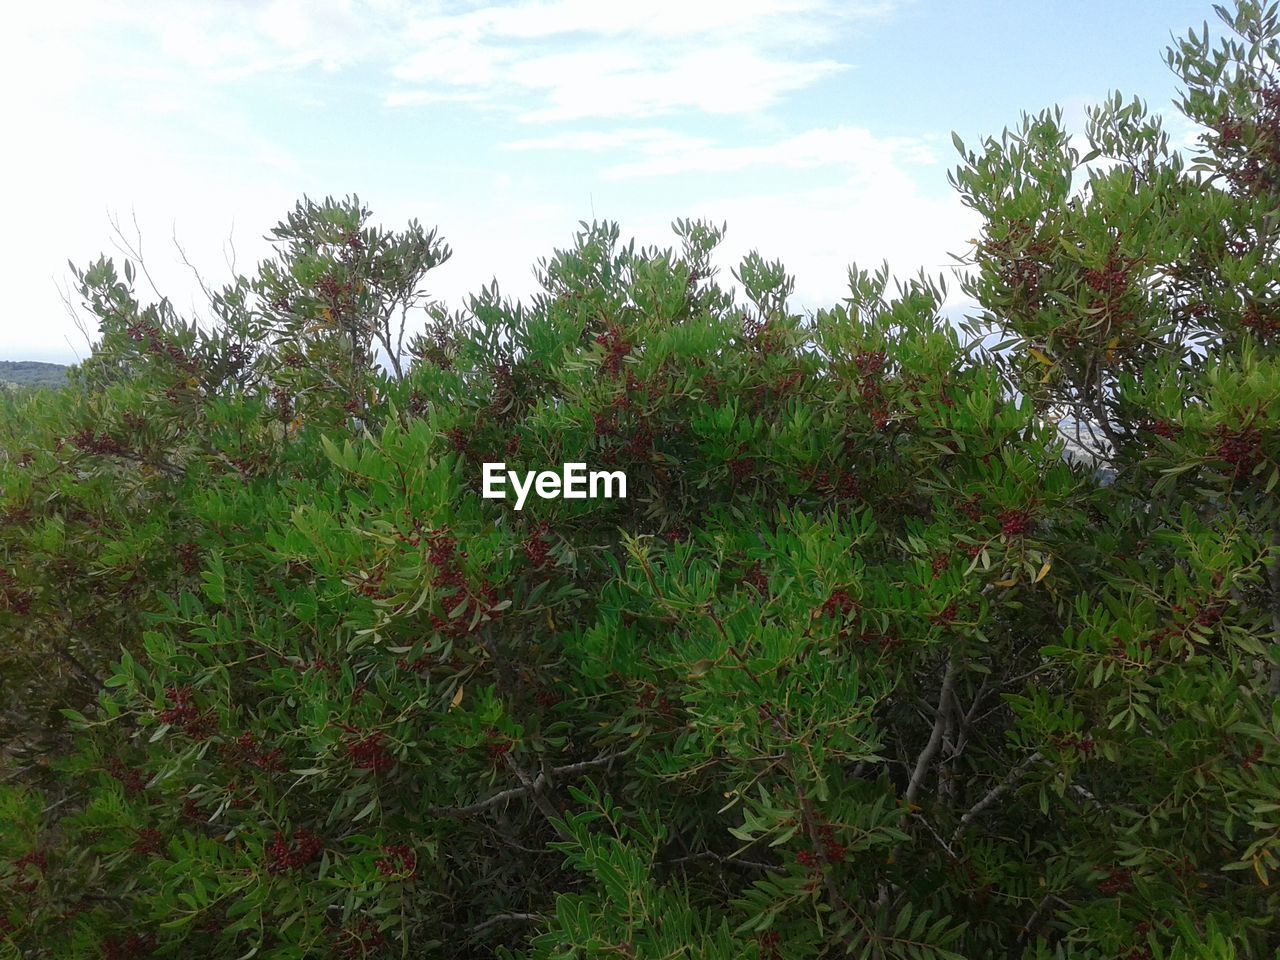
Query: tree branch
[
  {"left": 905, "top": 652, "right": 961, "bottom": 805},
  {"left": 951, "top": 751, "right": 1042, "bottom": 843},
  {"left": 428, "top": 752, "right": 625, "bottom": 819}
]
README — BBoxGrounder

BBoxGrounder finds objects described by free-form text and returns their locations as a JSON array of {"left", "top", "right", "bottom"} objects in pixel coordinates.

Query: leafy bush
[{"left": 3, "top": 4, "right": 1280, "bottom": 958}]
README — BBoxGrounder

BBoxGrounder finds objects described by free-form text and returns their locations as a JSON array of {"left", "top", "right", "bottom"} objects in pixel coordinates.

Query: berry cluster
[
  {"left": 159, "top": 687, "right": 215, "bottom": 741},
  {"left": 523, "top": 522, "right": 552, "bottom": 567},
  {"left": 929, "top": 603, "right": 959, "bottom": 626},
  {"left": 485, "top": 731, "right": 513, "bottom": 760},
  {"left": 1213, "top": 425, "right": 1263, "bottom": 475},
  {"left": 294, "top": 656, "right": 341, "bottom": 678},
  {"left": 1218, "top": 82, "right": 1280, "bottom": 194},
  {"left": 742, "top": 563, "right": 769, "bottom": 596},
  {"left": 594, "top": 326, "right": 632, "bottom": 376},
  {"left": 222, "top": 732, "right": 284, "bottom": 773},
  {"left": 265, "top": 827, "right": 323, "bottom": 874},
  {"left": 1051, "top": 732, "right": 1096, "bottom": 757},
  {"left": 1241, "top": 744, "right": 1264, "bottom": 770},
  {"left": 490, "top": 360, "right": 516, "bottom": 411},
  {"left": 931, "top": 553, "right": 950, "bottom": 578},
  {"left": 622, "top": 422, "right": 654, "bottom": 460},
  {"left": 998, "top": 509, "right": 1033, "bottom": 538},
  {"left": 346, "top": 731, "right": 395, "bottom": 774},
  {"left": 853, "top": 350, "right": 886, "bottom": 377},
  {"left": 821, "top": 589, "right": 857, "bottom": 618},
  {"left": 375, "top": 843, "right": 417, "bottom": 878},
  {"left": 396, "top": 653, "right": 433, "bottom": 674},
  {"left": 758, "top": 930, "right": 782, "bottom": 960},
  {"left": 105, "top": 758, "right": 146, "bottom": 798},
  {"left": 176, "top": 543, "right": 201, "bottom": 576},
  {"left": 986, "top": 224, "right": 1051, "bottom": 304},
  {"left": 814, "top": 821, "right": 847, "bottom": 862},
  {"left": 68, "top": 428, "right": 126, "bottom": 456},
  {"left": 126, "top": 320, "right": 196, "bottom": 372},
  {"left": 426, "top": 529, "right": 461, "bottom": 572},
  {"left": 727, "top": 455, "right": 755, "bottom": 482},
  {"left": 1140, "top": 418, "right": 1179, "bottom": 440},
  {"left": 1096, "top": 867, "right": 1133, "bottom": 896},
  {"left": 132, "top": 828, "right": 165, "bottom": 858},
  {"left": 445, "top": 427, "right": 470, "bottom": 455},
  {"left": 594, "top": 411, "right": 619, "bottom": 437},
  {"left": 272, "top": 386, "right": 293, "bottom": 423},
  {"left": 352, "top": 568, "right": 385, "bottom": 599},
  {"left": 315, "top": 273, "right": 354, "bottom": 304},
  {"left": 1083, "top": 254, "right": 1132, "bottom": 300},
  {"left": 1003, "top": 257, "right": 1043, "bottom": 300},
  {"left": 1241, "top": 303, "right": 1280, "bottom": 339},
  {"left": 225, "top": 342, "right": 250, "bottom": 374}
]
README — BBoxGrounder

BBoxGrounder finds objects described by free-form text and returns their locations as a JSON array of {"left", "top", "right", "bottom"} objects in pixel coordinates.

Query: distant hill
[{"left": 0, "top": 360, "right": 70, "bottom": 388}]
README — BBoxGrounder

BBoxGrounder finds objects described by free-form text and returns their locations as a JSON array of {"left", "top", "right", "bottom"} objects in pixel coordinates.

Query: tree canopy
[{"left": 3, "top": 4, "right": 1280, "bottom": 958}]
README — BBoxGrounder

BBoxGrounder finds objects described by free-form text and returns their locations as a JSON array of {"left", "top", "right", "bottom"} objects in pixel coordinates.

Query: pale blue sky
[{"left": 1, "top": 1, "right": 1217, "bottom": 363}]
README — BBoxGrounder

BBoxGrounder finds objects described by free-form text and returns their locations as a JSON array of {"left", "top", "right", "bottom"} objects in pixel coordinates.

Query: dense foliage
[{"left": 3, "top": 4, "right": 1280, "bottom": 958}]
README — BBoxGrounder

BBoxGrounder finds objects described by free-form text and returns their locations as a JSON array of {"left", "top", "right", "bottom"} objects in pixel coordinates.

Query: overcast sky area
[{"left": 2, "top": 0, "right": 1218, "bottom": 364}]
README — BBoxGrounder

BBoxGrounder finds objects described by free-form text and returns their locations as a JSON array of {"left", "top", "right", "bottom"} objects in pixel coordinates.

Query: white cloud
[
  {"left": 385, "top": 0, "right": 878, "bottom": 122},
  {"left": 500, "top": 128, "right": 714, "bottom": 155},
  {"left": 0, "top": 0, "right": 953, "bottom": 364},
  {"left": 512, "top": 46, "right": 849, "bottom": 124}
]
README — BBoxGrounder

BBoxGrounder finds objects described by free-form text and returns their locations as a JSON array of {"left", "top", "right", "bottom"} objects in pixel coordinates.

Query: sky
[{"left": 1, "top": 0, "right": 1219, "bottom": 364}]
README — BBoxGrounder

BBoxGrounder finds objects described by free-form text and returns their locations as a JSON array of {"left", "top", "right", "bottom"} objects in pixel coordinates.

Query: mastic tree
[{"left": 3, "top": 4, "right": 1280, "bottom": 958}]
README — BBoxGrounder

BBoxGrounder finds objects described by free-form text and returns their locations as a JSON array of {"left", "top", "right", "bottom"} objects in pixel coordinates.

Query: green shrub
[{"left": 3, "top": 4, "right": 1280, "bottom": 958}]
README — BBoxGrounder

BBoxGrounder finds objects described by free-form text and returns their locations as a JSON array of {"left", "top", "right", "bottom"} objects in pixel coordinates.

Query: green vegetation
[
  {"left": 0, "top": 360, "right": 69, "bottom": 389},
  {"left": 3, "top": 3, "right": 1280, "bottom": 958}
]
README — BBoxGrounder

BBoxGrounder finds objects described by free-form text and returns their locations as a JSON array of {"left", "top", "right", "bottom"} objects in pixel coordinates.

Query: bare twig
[{"left": 107, "top": 207, "right": 165, "bottom": 303}]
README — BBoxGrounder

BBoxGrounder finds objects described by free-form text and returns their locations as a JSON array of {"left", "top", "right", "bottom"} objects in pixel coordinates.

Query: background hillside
[{"left": 0, "top": 360, "right": 69, "bottom": 388}]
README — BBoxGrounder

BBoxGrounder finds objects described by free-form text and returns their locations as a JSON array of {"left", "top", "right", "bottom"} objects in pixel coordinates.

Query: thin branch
[
  {"left": 223, "top": 220, "right": 238, "bottom": 276},
  {"left": 172, "top": 224, "right": 216, "bottom": 332},
  {"left": 1268, "top": 526, "right": 1280, "bottom": 697},
  {"left": 428, "top": 752, "right": 625, "bottom": 819},
  {"left": 470, "top": 912, "right": 543, "bottom": 936},
  {"left": 951, "top": 751, "right": 1042, "bottom": 843},
  {"left": 107, "top": 207, "right": 165, "bottom": 303},
  {"left": 662, "top": 849, "right": 783, "bottom": 875},
  {"left": 905, "top": 652, "right": 961, "bottom": 805}
]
